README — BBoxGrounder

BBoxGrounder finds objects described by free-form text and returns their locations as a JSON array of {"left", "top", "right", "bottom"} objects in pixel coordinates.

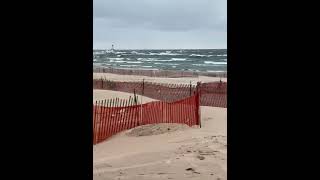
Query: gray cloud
[{"left": 94, "top": 0, "right": 226, "bottom": 49}]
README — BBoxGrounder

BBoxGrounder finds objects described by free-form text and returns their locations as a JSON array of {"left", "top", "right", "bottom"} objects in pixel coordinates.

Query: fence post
[
  {"left": 196, "top": 82, "right": 201, "bottom": 128},
  {"left": 189, "top": 81, "right": 192, "bottom": 96},
  {"left": 142, "top": 79, "right": 145, "bottom": 95},
  {"left": 133, "top": 89, "right": 137, "bottom": 105}
]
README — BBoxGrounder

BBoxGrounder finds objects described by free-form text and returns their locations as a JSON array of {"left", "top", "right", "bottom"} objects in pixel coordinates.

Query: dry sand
[
  {"left": 93, "top": 89, "right": 157, "bottom": 103},
  {"left": 93, "top": 105, "right": 227, "bottom": 180},
  {"left": 93, "top": 72, "right": 227, "bottom": 85}
]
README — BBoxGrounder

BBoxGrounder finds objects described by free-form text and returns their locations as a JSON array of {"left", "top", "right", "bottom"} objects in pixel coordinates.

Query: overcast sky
[{"left": 93, "top": 0, "right": 226, "bottom": 49}]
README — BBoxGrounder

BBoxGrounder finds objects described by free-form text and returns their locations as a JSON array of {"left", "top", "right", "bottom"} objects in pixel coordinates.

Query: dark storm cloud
[{"left": 94, "top": 0, "right": 226, "bottom": 49}]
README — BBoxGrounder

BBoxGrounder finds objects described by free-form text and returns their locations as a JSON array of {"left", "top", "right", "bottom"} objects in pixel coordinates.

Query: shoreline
[
  {"left": 93, "top": 72, "right": 227, "bottom": 85},
  {"left": 93, "top": 66, "right": 227, "bottom": 78}
]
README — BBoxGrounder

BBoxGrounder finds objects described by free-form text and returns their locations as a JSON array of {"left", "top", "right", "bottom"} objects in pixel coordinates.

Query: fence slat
[
  {"left": 128, "top": 98, "right": 134, "bottom": 129},
  {"left": 124, "top": 97, "right": 130, "bottom": 130},
  {"left": 100, "top": 99, "right": 108, "bottom": 141},
  {"left": 104, "top": 99, "right": 111, "bottom": 139},
  {"left": 111, "top": 98, "right": 117, "bottom": 135},
  {"left": 120, "top": 99, "right": 127, "bottom": 132},
  {"left": 93, "top": 102, "right": 97, "bottom": 144},
  {"left": 97, "top": 100, "right": 104, "bottom": 143}
]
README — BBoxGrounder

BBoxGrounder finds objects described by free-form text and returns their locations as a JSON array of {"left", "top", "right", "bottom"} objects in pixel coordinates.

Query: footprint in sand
[
  {"left": 196, "top": 155, "right": 205, "bottom": 160},
  {"left": 185, "top": 168, "right": 201, "bottom": 175}
]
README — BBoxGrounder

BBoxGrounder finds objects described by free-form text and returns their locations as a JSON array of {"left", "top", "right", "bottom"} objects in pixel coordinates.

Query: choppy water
[{"left": 93, "top": 49, "right": 227, "bottom": 72}]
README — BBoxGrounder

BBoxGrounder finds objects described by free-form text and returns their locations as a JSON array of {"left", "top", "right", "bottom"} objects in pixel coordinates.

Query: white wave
[
  {"left": 131, "top": 51, "right": 148, "bottom": 55},
  {"left": 171, "top": 58, "right": 186, "bottom": 61},
  {"left": 152, "top": 62, "right": 179, "bottom": 66},
  {"left": 117, "top": 55, "right": 121, "bottom": 57},
  {"left": 187, "top": 69, "right": 200, "bottom": 72},
  {"left": 126, "top": 61, "right": 143, "bottom": 64},
  {"left": 114, "top": 51, "right": 126, "bottom": 54},
  {"left": 93, "top": 59, "right": 97, "bottom": 62},
  {"left": 93, "top": 51, "right": 105, "bottom": 55},
  {"left": 149, "top": 51, "right": 182, "bottom": 56},
  {"left": 140, "top": 68, "right": 159, "bottom": 71},
  {"left": 172, "top": 66, "right": 176, "bottom": 68},
  {"left": 190, "top": 54, "right": 218, "bottom": 57},
  {"left": 108, "top": 58, "right": 124, "bottom": 61},
  {"left": 142, "top": 66, "right": 153, "bottom": 68},
  {"left": 189, "top": 54, "right": 207, "bottom": 57},
  {"left": 154, "top": 60, "right": 177, "bottom": 62},
  {"left": 192, "top": 64, "right": 206, "bottom": 66},
  {"left": 217, "top": 54, "right": 227, "bottom": 56},
  {"left": 158, "top": 52, "right": 182, "bottom": 56},
  {"left": 206, "top": 70, "right": 226, "bottom": 72},
  {"left": 142, "top": 59, "right": 189, "bottom": 62},
  {"left": 114, "top": 61, "right": 126, "bottom": 63},
  {"left": 204, "top": 61, "right": 227, "bottom": 65},
  {"left": 120, "top": 65, "right": 139, "bottom": 67},
  {"left": 137, "top": 57, "right": 158, "bottom": 61}
]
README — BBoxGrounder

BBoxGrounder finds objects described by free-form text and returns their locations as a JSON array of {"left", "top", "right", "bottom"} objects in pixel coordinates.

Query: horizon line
[{"left": 93, "top": 48, "right": 227, "bottom": 50}]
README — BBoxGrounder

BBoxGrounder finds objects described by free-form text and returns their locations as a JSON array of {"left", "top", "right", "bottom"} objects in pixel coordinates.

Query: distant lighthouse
[{"left": 106, "top": 44, "right": 115, "bottom": 54}]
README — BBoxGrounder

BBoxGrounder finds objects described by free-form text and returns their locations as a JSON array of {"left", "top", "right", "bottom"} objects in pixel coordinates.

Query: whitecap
[
  {"left": 206, "top": 70, "right": 226, "bottom": 72},
  {"left": 114, "top": 51, "right": 126, "bottom": 54},
  {"left": 158, "top": 52, "right": 182, "bottom": 56},
  {"left": 192, "top": 64, "right": 206, "bottom": 66},
  {"left": 204, "top": 61, "right": 227, "bottom": 65},
  {"left": 108, "top": 58, "right": 124, "bottom": 61},
  {"left": 189, "top": 54, "right": 207, "bottom": 57},
  {"left": 120, "top": 65, "right": 139, "bottom": 67},
  {"left": 171, "top": 58, "right": 186, "bottom": 61},
  {"left": 126, "top": 61, "right": 143, "bottom": 64},
  {"left": 131, "top": 51, "right": 147, "bottom": 55}
]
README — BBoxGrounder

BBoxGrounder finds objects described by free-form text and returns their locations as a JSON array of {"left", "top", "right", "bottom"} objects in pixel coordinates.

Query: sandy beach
[
  {"left": 93, "top": 89, "right": 227, "bottom": 180},
  {"left": 93, "top": 73, "right": 227, "bottom": 85},
  {"left": 93, "top": 0, "right": 227, "bottom": 178}
]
